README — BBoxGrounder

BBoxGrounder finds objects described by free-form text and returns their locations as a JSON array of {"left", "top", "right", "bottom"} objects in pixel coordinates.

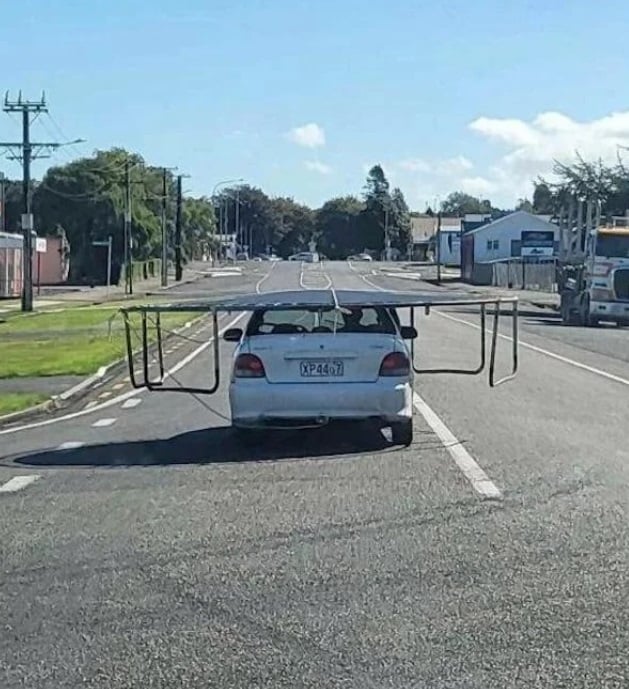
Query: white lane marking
[
  {"left": 83, "top": 400, "right": 98, "bottom": 410},
  {"left": 438, "top": 310, "right": 629, "bottom": 388},
  {"left": 300, "top": 261, "right": 332, "bottom": 290},
  {"left": 112, "top": 383, "right": 124, "bottom": 390},
  {"left": 351, "top": 261, "right": 629, "bottom": 389},
  {"left": 56, "top": 441, "right": 85, "bottom": 450},
  {"left": 0, "top": 475, "right": 41, "bottom": 494},
  {"left": 255, "top": 261, "right": 277, "bottom": 293},
  {"left": 98, "top": 391, "right": 112, "bottom": 399},
  {"left": 92, "top": 418, "right": 116, "bottom": 428},
  {"left": 121, "top": 398, "right": 142, "bottom": 409},
  {"left": 0, "top": 313, "right": 245, "bottom": 436},
  {"left": 412, "top": 392, "right": 502, "bottom": 500}
]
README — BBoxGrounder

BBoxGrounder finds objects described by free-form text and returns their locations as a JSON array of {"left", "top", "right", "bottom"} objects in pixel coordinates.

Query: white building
[{"left": 464, "top": 211, "right": 558, "bottom": 263}]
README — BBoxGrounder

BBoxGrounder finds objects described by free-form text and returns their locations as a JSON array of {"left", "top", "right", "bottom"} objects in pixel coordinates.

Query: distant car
[
  {"left": 223, "top": 299, "right": 416, "bottom": 445},
  {"left": 348, "top": 253, "right": 373, "bottom": 261}
]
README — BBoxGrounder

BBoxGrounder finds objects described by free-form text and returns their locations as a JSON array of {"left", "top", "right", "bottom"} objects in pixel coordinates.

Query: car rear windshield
[{"left": 246, "top": 307, "right": 397, "bottom": 335}]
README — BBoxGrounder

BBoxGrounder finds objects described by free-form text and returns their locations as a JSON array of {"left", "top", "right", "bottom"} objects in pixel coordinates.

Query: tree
[
  {"left": 532, "top": 182, "right": 554, "bottom": 214},
  {"left": 441, "top": 191, "right": 491, "bottom": 216},
  {"left": 389, "top": 187, "right": 412, "bottom": 255},
  {"left": 516, "top": 198, "right": 534, "bottom": 212},
  {"left": 359, "top": 165, "right": 393, "bottom": 253},
  {"left": 315, "top": 196, "right": 364, "bottom": 259}
]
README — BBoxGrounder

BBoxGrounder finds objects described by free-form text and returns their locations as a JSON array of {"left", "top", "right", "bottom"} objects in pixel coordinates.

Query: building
[
  {"left": 0, "top": 231, "right": 23, "bottom": 297},
  {"left": 410, "top": 214, "right": 461, "bottom": 261},
  {"left": 461, "top": 211, "right": 559, "bottom": 284},
  {"left": 0, "top": 232, "right": 70, "bottom": 297}
]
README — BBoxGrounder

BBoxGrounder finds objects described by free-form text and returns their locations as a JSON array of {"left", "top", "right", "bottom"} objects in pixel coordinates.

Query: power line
[{"left": 0, "top": 91, "right": 83, "bottom": 311}]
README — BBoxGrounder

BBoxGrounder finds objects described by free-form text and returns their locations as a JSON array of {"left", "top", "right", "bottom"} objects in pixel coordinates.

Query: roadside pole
[{"left": 436, "top": 212, "right": 442, "bottom": 284}]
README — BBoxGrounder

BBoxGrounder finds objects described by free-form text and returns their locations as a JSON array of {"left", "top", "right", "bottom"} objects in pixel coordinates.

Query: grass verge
[
  {"left": 0, "top": 393, "right": 49, "bottom": 416},
  {"left": 0, "top": 306, "right": 198, "bottom": 378}
]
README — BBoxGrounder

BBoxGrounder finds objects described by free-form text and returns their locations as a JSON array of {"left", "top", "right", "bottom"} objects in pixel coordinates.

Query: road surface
[{"left": 1, "top": 260, "right": 628, "bottom": 688}]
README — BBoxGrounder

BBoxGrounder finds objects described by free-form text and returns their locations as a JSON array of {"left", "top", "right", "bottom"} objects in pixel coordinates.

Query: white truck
[{"left": 558, "top": 205, "right": 629, "bottom": 326}]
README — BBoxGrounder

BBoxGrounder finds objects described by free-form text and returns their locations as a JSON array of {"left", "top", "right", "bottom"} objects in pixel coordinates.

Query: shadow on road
[{"left": 10, "top": 422, "right": 443, "bottom": 468}]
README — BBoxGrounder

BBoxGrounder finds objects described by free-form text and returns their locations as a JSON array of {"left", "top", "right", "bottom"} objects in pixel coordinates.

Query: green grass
[
  {"left": 0, "top": 393, "right": 48, "bottom": 416},
  {"left": 0, "top": 307, "right": 200, "bottom": 378}
]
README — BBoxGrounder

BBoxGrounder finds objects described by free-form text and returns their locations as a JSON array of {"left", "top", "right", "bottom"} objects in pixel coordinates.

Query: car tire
[{"left": 391, "top": 420, "right": 413, "bottom": 447}]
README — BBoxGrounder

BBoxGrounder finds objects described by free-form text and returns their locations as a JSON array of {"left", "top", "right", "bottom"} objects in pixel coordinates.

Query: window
[
  {"left": 486, "top": 240, "right": 493, "bottom": 251},
  {"left": 246, "top": 307, "right": 397, "bottom": 335},
  {"left": 493, "top": 240, "right": 500, "bottom": 250}
]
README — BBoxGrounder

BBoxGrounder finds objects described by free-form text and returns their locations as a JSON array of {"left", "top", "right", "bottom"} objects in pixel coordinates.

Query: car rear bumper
[{"left": 230, "top": 379, "right": 413, "bottom": 426}]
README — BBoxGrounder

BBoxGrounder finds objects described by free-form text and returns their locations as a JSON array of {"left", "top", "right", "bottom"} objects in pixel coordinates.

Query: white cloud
[
  {"left": 358, "top": 111, "right": 629, "bottom": 210},
  {"left": 398, "top": 158, "right": 430, "bottom": 173},
  {"left": 468, "top": 110, "right": 629, "bottom": 202},
  {"left": 435, "top": 156, "right": 474, "bottom": 176},
  {"left": 305, "top": 160, "right": 332, "bottom": 175},
  {"left": 460, "top": 176, "right": 496, "bottom": 196},
  {"left": 287, "top": 123, "right": 326, "bottom": 149}
]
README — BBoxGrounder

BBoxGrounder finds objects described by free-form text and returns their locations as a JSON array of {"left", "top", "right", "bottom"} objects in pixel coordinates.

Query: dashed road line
[
  {"left": 121, "top": 398, "right": 142, "bottom": 409},
  {"left": 412, "top": 392, "right": 502, "bottom": 500},
  {"left": 83, "top": 400, "right": 98, "bottom": 410},
  {"left": 92, "top": 418, "right": 117, "bottom": 428},
  {"left": 56, "top": 441, "right": 85, "bottom": 451},
  {"left": 112, "top": 383, "right": 125, "bottom": 390},
  {"left": 98, "top": 391, "right": 112, "bottom": 399},
  {"left": 0, "top": 313, "right": 245, "bottom": 436},
  {"left": 0, "top": 475, "right": 41, "bottom": 494}
]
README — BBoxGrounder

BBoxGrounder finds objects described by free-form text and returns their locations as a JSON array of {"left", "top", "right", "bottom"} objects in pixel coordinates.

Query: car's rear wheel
[{"left": 391, "top": 420, "right": 413, "bottom": 447}]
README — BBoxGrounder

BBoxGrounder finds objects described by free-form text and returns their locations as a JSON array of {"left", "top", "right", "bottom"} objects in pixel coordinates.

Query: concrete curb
[{"left": 0, "top": 314, "right": 205, "bottom": 427}]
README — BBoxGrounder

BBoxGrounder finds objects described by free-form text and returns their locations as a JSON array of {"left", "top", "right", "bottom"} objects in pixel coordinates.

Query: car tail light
[
  {"left": 379, "top": 352, "right": 410, "bottom": 377},
  {"left": 234, "top": 353, "right": 266, "bottom": 378}
]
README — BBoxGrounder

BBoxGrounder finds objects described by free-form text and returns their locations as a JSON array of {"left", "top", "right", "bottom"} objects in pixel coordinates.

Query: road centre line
[
  {"left": 350, "top": 261, "right": 629, "bottom": 388},
  {"left": 0, "top": 313, "right": 245, "bottom": 436},
  {"left": 255, "top": 261, "right": 277, "bottom": 293},
  {"left": 0, "top": 475, "right": 41, "bottom": 494}
]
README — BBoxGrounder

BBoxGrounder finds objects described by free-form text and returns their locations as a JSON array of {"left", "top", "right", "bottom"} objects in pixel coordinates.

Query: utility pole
[
  {"left": 175, "top": 174, "right": 183, "bottom": 281},
  {"left": 0, "top": 92, "right": 82, "bottom": 311},
  {"left": 235, "top": 186, "right": 240, "bottom": 252},
  {"left": 160, "top": 166, "right": 177, "bottom": 287},
  {"left": 436, "top": 211, "right": 442, "bottom": 284},
  {"left": 0, "top": 172, "right": 5, "bottom": 233},
  {"left": 124, "top": 159, "right": 133, "bottom": 295}
]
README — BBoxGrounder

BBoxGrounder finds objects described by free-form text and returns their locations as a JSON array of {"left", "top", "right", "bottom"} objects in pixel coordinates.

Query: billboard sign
[{"left": 521, "top": 230, "right": 555, "bottom": 257}]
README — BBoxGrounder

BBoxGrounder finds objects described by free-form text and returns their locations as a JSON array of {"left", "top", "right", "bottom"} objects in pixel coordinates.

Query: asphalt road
[{"left": 1, "top": 260, "right": 628, "bottom": 688}]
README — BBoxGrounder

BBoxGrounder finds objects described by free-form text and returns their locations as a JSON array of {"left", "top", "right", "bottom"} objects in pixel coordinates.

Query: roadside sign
[
  {"left": 21, "top": 213, "right": 34, "bottom": 231},
  {"left": 36, "top": 237, "right": 47, "bottom": 253},
  {"left": 521, "top": 230, "right": 554, "bottom": 257}
]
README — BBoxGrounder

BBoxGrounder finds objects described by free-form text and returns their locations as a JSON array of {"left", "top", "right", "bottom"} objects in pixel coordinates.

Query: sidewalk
[{"left": 0, "top": 261, "right": 236, "bottom": 314}]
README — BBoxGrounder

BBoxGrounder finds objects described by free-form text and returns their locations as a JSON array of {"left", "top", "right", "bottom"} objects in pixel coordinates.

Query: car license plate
[{"left": 300, "top": 360, "right": 344, "bottom": 377}]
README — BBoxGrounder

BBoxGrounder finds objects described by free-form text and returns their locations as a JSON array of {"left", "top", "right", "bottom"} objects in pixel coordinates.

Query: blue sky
[{"left": 2, "top": 0, "right": 629, "bottom": 209}]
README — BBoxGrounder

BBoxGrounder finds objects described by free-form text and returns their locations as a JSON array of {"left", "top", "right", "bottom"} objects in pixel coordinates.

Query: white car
[{"left": 223, "top": 295, "right": 416, "bottom": 445}]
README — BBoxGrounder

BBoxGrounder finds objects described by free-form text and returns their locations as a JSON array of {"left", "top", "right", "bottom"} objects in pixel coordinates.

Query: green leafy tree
[
  {"left": 441, "top": 191, "right": 492, "bottom": 216},
  {"left": 515, "top": 198, "right": 534, "bottom": 212},
  {"left": 315, "top": 196, "right": 364, "bottom": 259}
]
